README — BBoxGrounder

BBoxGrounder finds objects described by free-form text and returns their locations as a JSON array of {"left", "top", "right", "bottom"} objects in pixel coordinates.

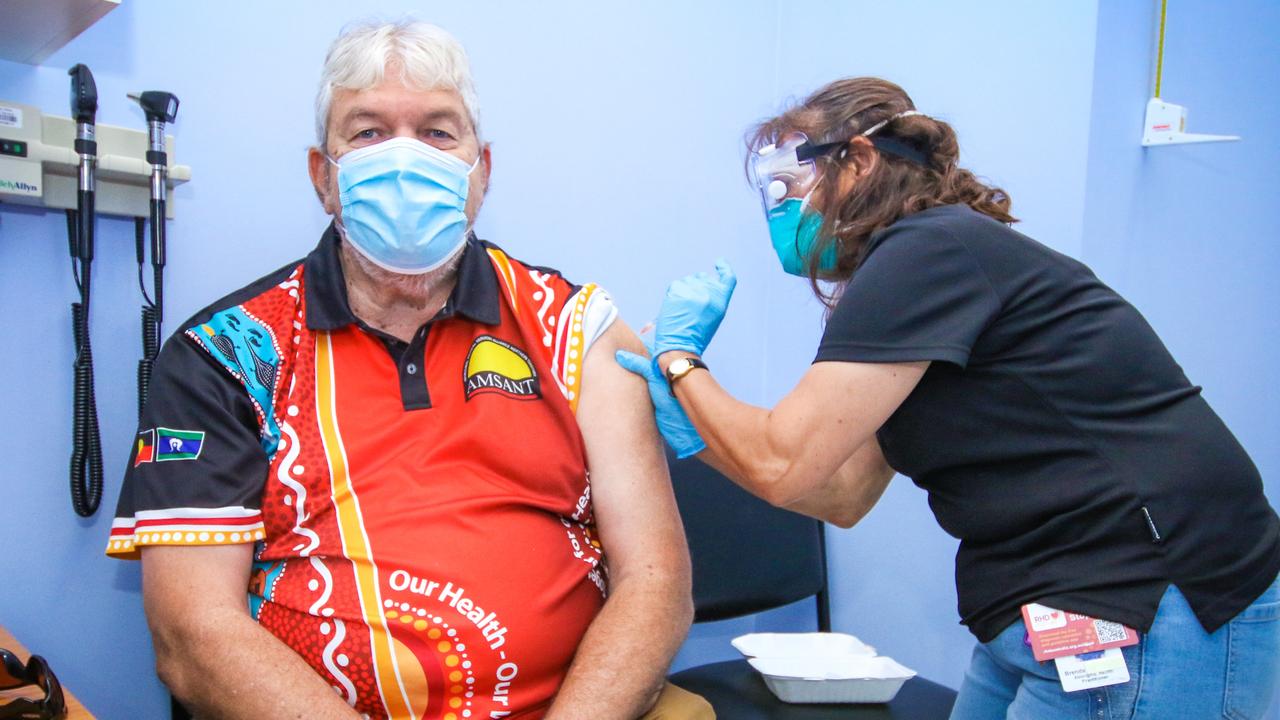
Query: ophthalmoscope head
[{"left": 68, "top": 64, "right": 98, "bottom": 124}]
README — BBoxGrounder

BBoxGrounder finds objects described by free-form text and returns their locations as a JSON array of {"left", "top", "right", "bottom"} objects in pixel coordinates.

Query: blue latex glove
[
  {"left": 653, "top": 259, "right": 737, "bottom": 358},
  {"left": 616, "top": 346, "right": 706, "bottom": 459}
]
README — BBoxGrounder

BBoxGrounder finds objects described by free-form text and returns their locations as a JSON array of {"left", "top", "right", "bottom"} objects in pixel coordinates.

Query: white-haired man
[{"left": 106, "top": 20, "right": 709, "bottom": 720}]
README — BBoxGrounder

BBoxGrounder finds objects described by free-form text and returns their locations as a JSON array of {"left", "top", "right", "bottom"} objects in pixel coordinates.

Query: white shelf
[{"left": 0, "top": 0, "right": 120, "bottom": 65}]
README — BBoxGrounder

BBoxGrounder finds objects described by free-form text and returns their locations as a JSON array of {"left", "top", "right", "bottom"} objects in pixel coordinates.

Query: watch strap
[{"left": 665, "top": 357, "right": 710, "bottom": 391}]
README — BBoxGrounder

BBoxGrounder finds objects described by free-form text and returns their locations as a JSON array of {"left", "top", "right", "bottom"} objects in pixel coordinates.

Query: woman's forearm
[
  {"left": 663, "top": 354, "right": 824, "bottom": 507},
  {"left": 660, "top": 351, "right": 915, "bottom": 521}
]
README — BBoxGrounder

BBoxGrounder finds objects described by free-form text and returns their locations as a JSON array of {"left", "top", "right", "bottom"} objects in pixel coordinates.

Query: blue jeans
[{"left": 950, "top": 575, "right": 1280, "bottom": 720}]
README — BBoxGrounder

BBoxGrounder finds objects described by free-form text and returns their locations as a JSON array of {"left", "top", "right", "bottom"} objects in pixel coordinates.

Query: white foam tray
[
  {"left": 731, "top": 632, "right": 876, "bottom": 659},
  {"left": 747, "top": 655, "right": 917, "bottom": 704}
]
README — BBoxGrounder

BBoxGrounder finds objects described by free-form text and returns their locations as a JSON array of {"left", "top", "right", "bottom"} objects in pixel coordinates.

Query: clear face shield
[
  {"left": 749, "top": 111, "right": 928, "bottom": 218},
  {"left": 749, "top": 132, "right": 846, "bottom": 216},
  {"left": 749, "top": 112, "right": 928, "bottom": 277},
  {"left": 750, "top": 132, "right": 848, "bottom": 276}
]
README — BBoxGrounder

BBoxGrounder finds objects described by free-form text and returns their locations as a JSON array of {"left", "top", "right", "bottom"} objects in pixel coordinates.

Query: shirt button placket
[{"left": 397, "top": 324, "right": 432, "bottom": 411}]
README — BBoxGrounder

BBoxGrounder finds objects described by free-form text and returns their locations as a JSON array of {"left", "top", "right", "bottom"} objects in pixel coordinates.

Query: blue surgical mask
[
  {"left": 767, "top": 195, "right": 838, "bottom": 276},
  {"left": 330, "top": 137, "right": 478, "bottom": 274}
]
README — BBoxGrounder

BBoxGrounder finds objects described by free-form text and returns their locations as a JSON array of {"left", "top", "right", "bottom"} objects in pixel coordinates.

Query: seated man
[{"left": 106, "top": 20, "right": 709, "bottom": 720}]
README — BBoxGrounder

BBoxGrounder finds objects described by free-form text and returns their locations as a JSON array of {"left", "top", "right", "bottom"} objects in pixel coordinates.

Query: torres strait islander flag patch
[{"left": 154, "top": 427, "right": 206, "bottom": 461}]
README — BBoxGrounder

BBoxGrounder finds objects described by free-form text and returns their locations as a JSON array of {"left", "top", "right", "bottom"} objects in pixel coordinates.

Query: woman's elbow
[
  {"left": 750, "top": 466, "right": 815, "bottom": 510},
  {"left": 823, "top": 505, "right": 867, "bottom": 529}
]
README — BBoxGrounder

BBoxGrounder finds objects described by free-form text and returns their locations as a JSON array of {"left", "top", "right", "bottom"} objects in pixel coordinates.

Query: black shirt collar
[{"left": 303, "top": 222, "right": 502, "bottom": 331}]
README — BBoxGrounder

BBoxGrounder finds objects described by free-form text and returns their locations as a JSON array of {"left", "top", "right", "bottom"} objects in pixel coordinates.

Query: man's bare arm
[
  {"left": 544, "top": 321, "right": 694, "bottom": 719},
  {"left": 142, "top": 544, "right": 360, "bottom": 720}
]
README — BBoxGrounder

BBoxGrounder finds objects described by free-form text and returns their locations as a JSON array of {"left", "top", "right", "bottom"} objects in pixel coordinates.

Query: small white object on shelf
[{"left": 1141, "top": 98, "right": 1240, "bottom": 147}]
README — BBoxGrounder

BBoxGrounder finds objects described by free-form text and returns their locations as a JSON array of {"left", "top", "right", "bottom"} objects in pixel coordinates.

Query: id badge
[
  {"left": 1020, "top": 602, "right": 1139, "bottom": 663},
  {"left": 1054, "top": 648, "right": 1130, "bottom": 691}
]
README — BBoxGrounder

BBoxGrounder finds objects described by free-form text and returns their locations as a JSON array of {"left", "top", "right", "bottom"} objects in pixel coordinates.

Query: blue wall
[
  {"left": 1082, "top": 5, "right": 1280, "bottom": 714},
  {"left": 1083, "top": 0, "right": 1280, "bottom": 512},
  {"left": 1, "top": 2, "right": 1275, "bottom": 718},
  {"left": 1080, "top": 5, "right": 1280, "bottom": 712}
]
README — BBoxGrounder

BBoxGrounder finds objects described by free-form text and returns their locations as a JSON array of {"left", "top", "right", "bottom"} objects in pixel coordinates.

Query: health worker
[{"left": 617, "top": 77, "right": 1280, "bottom": 719}]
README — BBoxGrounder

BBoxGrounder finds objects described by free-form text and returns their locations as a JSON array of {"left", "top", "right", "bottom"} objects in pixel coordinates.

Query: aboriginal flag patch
[
  {"left": 134, "top": 429, "right": 156, "bottom": 467},
  {"left": 463, "top": 335, "right": 541, "bottom": 401}
]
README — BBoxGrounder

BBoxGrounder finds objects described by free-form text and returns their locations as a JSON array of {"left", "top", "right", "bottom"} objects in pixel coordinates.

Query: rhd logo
[{"left": 1026, "top": 603, "right": 1067, "bottom": 631}]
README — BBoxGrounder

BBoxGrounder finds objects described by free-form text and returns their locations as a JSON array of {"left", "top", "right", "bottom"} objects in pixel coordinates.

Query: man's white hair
[{"left": 315, "top": 19, "right": 481, "bottom": 148}]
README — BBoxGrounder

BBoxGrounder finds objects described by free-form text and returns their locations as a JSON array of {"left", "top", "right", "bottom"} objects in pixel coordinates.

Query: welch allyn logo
[{"left": 0, "top": 179, "right": 38, "bottom": 192}]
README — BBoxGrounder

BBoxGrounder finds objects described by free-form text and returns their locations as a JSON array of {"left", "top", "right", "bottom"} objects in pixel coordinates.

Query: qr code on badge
[{"left": 1093, "top": 619, "right": 1128, "bottom": 643}]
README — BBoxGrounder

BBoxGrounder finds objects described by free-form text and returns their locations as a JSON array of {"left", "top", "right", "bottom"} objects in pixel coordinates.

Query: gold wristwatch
[{"left": 665, "top": 356, "right": 709, "bottom": 392}]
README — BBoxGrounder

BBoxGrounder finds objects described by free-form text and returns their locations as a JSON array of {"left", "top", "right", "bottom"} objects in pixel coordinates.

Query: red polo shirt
[{"left": 107, "top": 227, "right": 619, "bottom": 719}]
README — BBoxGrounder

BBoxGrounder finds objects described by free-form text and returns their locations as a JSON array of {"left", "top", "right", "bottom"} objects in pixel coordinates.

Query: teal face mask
[{"left": 767, "top": 196, "right": 838, "bottom": 276}]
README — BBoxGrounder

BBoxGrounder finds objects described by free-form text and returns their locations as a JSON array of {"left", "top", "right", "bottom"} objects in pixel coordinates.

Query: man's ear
[
  {"left": 478, "top": 142, "right": 493, "bottom": 197},
  {"left": 307, "top": 146, "right": 339, "bottom": 215}
]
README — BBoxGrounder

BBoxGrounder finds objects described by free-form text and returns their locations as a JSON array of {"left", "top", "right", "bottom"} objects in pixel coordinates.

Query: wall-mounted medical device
[
  {"left": 1, "top": 69, "right": 192, "bottom": 518},
  {"left": 0, "top": 99, "right": 192, "bottom": 217},
  {"left": 1141, "top": 98, "right": 1239, "bottom": 147},
  {"left": 1141, "top": 0, "right": 1239, "bottom": 147}
]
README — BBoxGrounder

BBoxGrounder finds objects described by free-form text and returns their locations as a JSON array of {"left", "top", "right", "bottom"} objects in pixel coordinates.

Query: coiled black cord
[
  {"left": 136, "top": 218, "right": 161, "bottom": 420},
  {"left": 138, "top": 306, "right": 158, "bottom": 418},
  {"left": 68, "top": 208, "right": 103, "bottom": 517}
]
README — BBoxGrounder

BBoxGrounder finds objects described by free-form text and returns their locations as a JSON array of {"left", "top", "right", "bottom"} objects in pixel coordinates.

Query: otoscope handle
[
  {"left": 130, "top": 92, "right": 178, "bottom": 207},
  {"left": 78, "top": 192, "right": 95, "bottom": 262},
  {"left": 151, "top": 199, "right": 166, "bottom": 268}
]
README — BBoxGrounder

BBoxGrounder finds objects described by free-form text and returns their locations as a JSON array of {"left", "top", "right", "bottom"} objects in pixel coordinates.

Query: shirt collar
[{"left": 303, "top": 223, "right": 502, "bottom": 331}]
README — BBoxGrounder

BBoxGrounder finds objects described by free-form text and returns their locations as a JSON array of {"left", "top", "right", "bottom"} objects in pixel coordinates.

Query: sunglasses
[{"left": 0, "top": 649, "right": 65, "bottom": 720}]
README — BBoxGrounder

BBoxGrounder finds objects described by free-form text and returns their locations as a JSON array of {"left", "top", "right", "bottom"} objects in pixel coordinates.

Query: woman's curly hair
[{"left": 748, "top": 77, "right": 1016, "bottom": 307}]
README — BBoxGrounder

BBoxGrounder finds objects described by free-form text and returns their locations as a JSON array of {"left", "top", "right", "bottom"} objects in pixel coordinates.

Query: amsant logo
[
  {"left": 0, "top": 179, "right": 39, "bottom": 193},
  {"left": 463, "top": 335, "right": 540, "bottom": 401}
]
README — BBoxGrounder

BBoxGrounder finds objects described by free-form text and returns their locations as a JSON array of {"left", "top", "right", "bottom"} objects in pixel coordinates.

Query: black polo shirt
[{"left": 815, "top": 204, "right": 1280, "bottom": 643}]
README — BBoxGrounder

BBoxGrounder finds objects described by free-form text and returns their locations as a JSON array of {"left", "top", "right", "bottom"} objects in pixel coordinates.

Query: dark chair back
[{"left": 666, "top": 448, "right": 830, "bottom": 629}]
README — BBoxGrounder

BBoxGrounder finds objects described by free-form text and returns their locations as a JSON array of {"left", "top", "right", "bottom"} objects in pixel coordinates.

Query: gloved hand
[
  {"left": 616, "top": 344, "right": 707, "bottom": 459},
  {"left": 652, "top": 259, "right": 737, "bottom": 358}
]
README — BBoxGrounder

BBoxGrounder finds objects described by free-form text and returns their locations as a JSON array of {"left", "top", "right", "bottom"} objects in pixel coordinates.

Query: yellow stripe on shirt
[{"left": 315, "top": 331, "right": 416, "bottom": 719}]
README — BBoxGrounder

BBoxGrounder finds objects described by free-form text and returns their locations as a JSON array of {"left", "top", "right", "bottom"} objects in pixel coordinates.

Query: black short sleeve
[
  {"left": 815, "top": 222, "right": 1001, "bottom": 368},
  {"left": 106, "top": 334, "right": 268, "bottom": 558}
]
